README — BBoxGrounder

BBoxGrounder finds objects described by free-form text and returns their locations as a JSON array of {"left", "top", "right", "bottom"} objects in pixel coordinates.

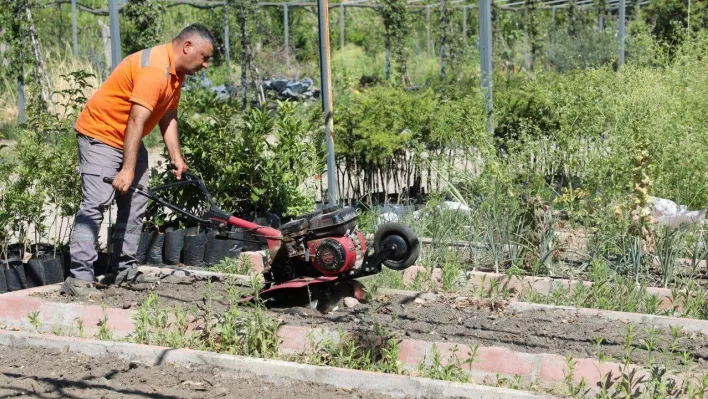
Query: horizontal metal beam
[
  {"left": 42, "top": 0, "right": 518, "bottom": 12},
  {"left": 45, "top": 0, "right": 124, "bottom": 15},
  {"left": 44, "top": 0, "right": 650, "bottom": 16}
]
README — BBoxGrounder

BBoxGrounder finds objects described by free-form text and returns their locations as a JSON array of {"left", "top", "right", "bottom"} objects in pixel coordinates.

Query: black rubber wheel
[{"left": 373, "top": 222, "right": 420, "bottom": 270}]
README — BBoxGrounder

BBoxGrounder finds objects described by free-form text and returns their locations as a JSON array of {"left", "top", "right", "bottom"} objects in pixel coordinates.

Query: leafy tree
[
  {"left": 228, "top": 0, "right": 261, "bottom": 110},
  {"left": 121, "top": 0, "right": 164, "bottom": 56},
  {"left": 525, "top": 0, "right": 541, "bottom": 71},
  {"left": 378, "top": 0, "right": 412, "bottom": 85},
  {"left": 0, "top": 0, "right": 43, "bottom": 112},
  {"left": 643, "top": 0, "right": 708, "bottom": 50}
]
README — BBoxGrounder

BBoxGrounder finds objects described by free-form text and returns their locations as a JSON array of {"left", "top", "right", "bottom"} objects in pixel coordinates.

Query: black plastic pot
[
  {"left": 135, "top": 229, "right": 153, "bottom": 265},
  {"left": 6, "top": 260, "right": 27, "bottom": 291},
  {"left": 163, "top": 226, "right": 185, "bottom": 265},
  {"left": 204, "top": 229, "right": 230, "bottom": 266},
  {"left": 19, "top": 244, "right": 65, "bottom": 287},
  {"left": 0, "top": 267, "right": 7, "bottom": 293},
  {"left": 146, "top": 231, "right": 165, "bottom": 265},
  {"left": 23, "top": 259, "right": 45, "bottom": 288},
  {"left": 183, "top": 226, "right": 207, "bottom": 267},
  {"left": 226, "top": 228, "right": 244, "bottom": 260},
  {"left": 6, "top": 243, "right": 24, "bottom": 259},
  {"left": 227, "top": 244, "right": 243, "bottom": 260},
  {"left": 41, "top": 253, "right": 65, "bottom": 284},
  {"left": 95, "top": 252, "right": 109, "bottom": 277}
]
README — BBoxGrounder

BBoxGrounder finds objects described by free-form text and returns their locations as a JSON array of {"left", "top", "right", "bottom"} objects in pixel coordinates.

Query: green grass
[{"left": 0, "top": 121, "right": 19, "bottom": 141}]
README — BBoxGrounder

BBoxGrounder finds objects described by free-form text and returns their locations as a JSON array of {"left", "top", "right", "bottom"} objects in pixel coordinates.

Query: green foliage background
[{"left": 2, "top": 0, "right": 708, "bottom": 246}]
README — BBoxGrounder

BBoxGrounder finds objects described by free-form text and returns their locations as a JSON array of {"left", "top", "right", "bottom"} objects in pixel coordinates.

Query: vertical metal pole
[
  {"left": 426, "top": 6, "right": 431, "bottom": 55},
  {"left": 618, "top": 0, "right": 625, "bottom": 67},
  {"left": 71, "top": 0, "right": 78, "bottom": 57},
  {"left": 340, "top": 4, "right": 345, "bottom": 50},
  {"left": 284, "top": 4, "right": 289, "bottom": 65},
  {"left": 385, "top": 34, "right": 391, "bottom": 80},
  {"left": 550, "top": 6, "right": 555, "bottom": 60},
  {"left": 318, "top": 0, "right": 337, "bottom": 204},
  {"left": 18, "top": 73, "right": 26, "bottom": 124},
  {"left": 688, "top": 0, "right": 691, "bottom": 33},
  {"left": 463, "top": 6, "right": 468, "bottom": 43},
  {"left": 479, "top": 0, "right": 493, "bottom": 134},
  {"left": 224, "top": 5, "right": 230, "bottom": 69},
  {"left": 440, "top": 0, "right": 447, "bottom": 78},
  {"left": 108, "top": 0, "right": 121, "bottom": 69}
]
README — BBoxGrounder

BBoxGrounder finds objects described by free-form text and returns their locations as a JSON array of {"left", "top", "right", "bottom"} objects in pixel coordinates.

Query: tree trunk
[{"left": 25, "top": 4, "right": 52, "bottom": 106}]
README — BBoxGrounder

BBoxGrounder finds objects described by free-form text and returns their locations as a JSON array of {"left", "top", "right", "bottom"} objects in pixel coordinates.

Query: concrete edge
[
  {"left": 0, "top": 330, "right": 554, "bottom": 399},
  {"left": 4, "top": 284, "right": 61, "bottom": 297}
]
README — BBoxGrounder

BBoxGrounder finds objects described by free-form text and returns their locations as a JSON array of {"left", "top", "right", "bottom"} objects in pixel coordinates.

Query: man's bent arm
[
  {"left": 159, "top": 109, "right": 188, "bottom": 179},
  {"left": 159, "top": 109, "right": 182, "bottom": 163},
  {"left": 123, "top": 104, "right": 152, "bottom": 171},
  {"left": 113, "top": 103, "right": 151, "bottom": 193}
]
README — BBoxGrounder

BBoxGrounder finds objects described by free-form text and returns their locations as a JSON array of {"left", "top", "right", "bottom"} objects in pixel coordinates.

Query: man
[{"left": 63, "top": 24, "right": 215, "bottom": 298}]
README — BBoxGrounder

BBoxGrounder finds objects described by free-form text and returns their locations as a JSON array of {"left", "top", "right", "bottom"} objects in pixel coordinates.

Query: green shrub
[
  {"left": 335, "top": 85, "right": 491, "bottom": 202},
  {"left": 159, "top": 100, "right": 320, "bottom": 219}
]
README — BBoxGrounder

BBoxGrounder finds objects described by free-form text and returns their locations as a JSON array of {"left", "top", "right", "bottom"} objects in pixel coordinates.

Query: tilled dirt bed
[
  {"left": 278, "top": 293, "right": 708, "bottom": 368},
  {"left": 0, "top": 346, "right": 408, "bottom": 399},
  {"left": 33, "top": 274, "right": 250, "bottom": 314},
  {"left": 34, "top": 277, "right": 708, "bottom": 368}
]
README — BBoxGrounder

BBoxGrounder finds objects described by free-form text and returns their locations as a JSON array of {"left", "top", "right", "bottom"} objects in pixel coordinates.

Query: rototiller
[{"left": 104, "top": 165, "right": 420, "bottom": 308}]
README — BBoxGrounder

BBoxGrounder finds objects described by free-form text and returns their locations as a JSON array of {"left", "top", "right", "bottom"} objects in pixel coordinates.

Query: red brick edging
[{"left": 1, "top": 283, "right": 702, "bottom": 393}]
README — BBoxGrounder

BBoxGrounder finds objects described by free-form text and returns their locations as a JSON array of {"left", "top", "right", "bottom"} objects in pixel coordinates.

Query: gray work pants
[{"left": 69, "top": 133, "right": 149, "bottom": 281}]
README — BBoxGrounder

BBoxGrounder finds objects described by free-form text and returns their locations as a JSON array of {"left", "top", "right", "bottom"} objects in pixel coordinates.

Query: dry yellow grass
[
  {"left": 44, "top": 45, "right": 102, "bottom": 118},
  {"left": 0, "top": 73, "right": 18, "bottom": 126},
  {"left": 1, "top": 43, "right": 101, "bottom": 128}
]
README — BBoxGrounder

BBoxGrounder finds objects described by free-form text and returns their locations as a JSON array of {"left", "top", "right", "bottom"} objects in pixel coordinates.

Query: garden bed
[
  {"left": 28, "top": 275, "right": 708, "bottom": 371},
  {"left": 276, "top": 292, "right": 708, "bottom": 370},
  {"left": 0, "top": 346, "right": 401, "bottom": 399},
  {"left": 32, "top": 274, "right": 251, "bottom": 314}
]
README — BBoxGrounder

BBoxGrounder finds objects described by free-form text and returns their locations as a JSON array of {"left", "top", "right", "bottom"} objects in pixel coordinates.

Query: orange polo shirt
[{"left": 75, "top": 43, "right": 184, "bottom": 149}]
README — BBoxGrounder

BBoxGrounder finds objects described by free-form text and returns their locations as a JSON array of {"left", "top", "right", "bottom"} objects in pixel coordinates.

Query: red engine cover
[
  {"left": 355, "top": 231, "right": 367, "bottom": 255},
  {"left": 308, "top": 236, "right": 357, "bottom": 276}
]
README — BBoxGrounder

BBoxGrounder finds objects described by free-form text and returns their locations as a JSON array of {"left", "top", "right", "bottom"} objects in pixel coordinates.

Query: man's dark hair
[{"left": 175, "top": 24, "right": 216, "bottom": 48}]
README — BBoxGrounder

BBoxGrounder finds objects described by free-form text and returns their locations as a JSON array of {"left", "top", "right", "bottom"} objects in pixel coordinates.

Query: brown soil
[
  {"left": 33, "top": 275, "right": 251, "bottom": 314},
  {"left": 33, "top": 278, "right": 708, "bottom": 369},
  {"left": 0, "top": 346, "right": 413, "bottom": 399},
  {"left": 275, "top": 294, "right": 708, "bottom": 369}
]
